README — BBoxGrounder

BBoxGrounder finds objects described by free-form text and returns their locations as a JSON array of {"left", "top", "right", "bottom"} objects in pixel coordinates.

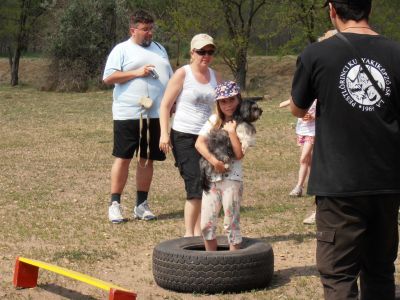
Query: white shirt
[
  {"left": 103, "top": 39, "right": 173, "bottom": 120},
  {"left": 296, "top": 100, "right": 316, "bottom": 136},
  {"left": 172, "top": 65, "right": 217, "bottom": 135},
  {"left": 199, "top": 115, "right": 243, "bottom": 182}
]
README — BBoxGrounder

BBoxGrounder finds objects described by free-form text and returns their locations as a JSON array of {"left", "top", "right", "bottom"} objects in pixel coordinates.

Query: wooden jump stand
[{"left": 13, "top": 256, "right": 136, "bottom": 300}]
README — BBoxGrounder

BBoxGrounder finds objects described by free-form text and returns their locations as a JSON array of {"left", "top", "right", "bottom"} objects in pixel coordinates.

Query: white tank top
[{"left": 172, "top": 65, "right": 217, "bottom": 135}]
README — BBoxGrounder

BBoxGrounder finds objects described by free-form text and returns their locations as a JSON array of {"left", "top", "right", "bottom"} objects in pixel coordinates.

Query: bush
[{"left": 47, "top": 0, "right": 127, "bottom": 91}]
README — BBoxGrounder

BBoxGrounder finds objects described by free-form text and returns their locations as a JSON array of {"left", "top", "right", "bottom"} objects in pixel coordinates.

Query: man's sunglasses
[{"left": 194, "top": 49, "right": 215, "bottom": 56}]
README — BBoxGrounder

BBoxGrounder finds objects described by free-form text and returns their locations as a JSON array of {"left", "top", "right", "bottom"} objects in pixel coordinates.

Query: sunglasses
[{"left": 194, "top": 49, "right": 215, "bottom": 56}]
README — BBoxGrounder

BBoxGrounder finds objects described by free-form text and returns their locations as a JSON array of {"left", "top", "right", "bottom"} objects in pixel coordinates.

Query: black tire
[{"left": 152, "top": 236, "right": 274, "bottom": 294}]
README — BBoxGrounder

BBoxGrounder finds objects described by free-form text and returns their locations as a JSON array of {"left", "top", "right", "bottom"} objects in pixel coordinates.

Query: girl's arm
[
  {"left": 195, "top": 135, "right": 226, "bottom": 173},
  {"left": 159, "top": 68, "right": 185, "bottom": 153},
  {"left": 223, "top": 121, "right": 244, "bottom": 160}
]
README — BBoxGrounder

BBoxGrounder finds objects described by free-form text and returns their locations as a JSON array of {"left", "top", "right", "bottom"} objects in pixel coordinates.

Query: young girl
[
  {"left": 289, "top": 29, "right": 337, "bottom": 225},
  {"left": 289, "top": 100, "right": 317, "bottom": 198},
  {"left": 195, "top": 81, "right": 245, "bottom": 251}
]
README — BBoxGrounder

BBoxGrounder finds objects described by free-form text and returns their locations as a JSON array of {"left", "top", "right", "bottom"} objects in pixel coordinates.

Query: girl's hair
[{"left": 212, "top": 94, "right": 242, "bottom": 130}]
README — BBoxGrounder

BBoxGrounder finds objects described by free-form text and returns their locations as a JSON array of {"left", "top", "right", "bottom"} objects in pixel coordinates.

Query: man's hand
[{"left": 137, "top": 64, "right": 156, "bottom": 77}]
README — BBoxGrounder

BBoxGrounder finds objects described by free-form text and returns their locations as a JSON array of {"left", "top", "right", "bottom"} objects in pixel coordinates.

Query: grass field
[{"left": 0, "top": 57, "right": 399, "bottom": 299}]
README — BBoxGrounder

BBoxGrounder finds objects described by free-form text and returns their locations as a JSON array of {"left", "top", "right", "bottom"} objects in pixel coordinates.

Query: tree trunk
[
  {"left": 176, "top": 38, "right": 180, "bottom": 67},
  {"left": 8, "top": 46, "right": 13, "bottom": 70},
  {"left": 220, "top": 0, "right": 266, "bottom": 91},
  {"left": 10, "top": 0, "right": 28, "bottom": 86},
  {"left": 11, "top": 48, "right": 21, "bottom": 86},
  {"left": 235, "top": 48, "right": 247, "bottom": 90}
]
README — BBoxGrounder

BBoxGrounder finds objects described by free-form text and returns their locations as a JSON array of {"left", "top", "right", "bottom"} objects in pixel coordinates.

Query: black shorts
[
  {"left": 171, "top": 129, "right": 202, "bottom": 200},
  {"left": 113, "top": 119, "right": 166, "bottom": 161}
]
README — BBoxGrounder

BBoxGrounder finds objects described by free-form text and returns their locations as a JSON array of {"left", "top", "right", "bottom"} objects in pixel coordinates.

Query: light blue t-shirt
[{"left": 103, "top": 39, "right": 173, "bottom": 120}]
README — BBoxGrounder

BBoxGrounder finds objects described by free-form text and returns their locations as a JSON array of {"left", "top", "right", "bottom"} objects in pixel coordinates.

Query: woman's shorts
[
  {"left": 170, "top": 129, "right": 202, "bottom": 200},
  {"left": 297, "top": 135, "right": 315, "bottom": 146},
  {"left": 113, "top": 119, "right": 166, "bottom": 161}
]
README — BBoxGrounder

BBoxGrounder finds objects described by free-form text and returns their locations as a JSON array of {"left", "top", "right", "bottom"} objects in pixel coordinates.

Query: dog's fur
[{"left": 200, "top": 99, "right": 263, "bottom": 192}]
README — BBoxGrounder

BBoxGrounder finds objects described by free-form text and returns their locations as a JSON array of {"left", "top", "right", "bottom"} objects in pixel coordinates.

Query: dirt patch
[
  {"left": 0, "top": 58, "right": 51, "bottom": 89},
  {"left": 1, "top": 58, "right": 399, "bottom": 300}
]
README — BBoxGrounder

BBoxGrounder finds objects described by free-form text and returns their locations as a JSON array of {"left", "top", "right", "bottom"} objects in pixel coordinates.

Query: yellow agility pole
[{"left": 13, "top": 256, "right": 136, "bottom": 300}]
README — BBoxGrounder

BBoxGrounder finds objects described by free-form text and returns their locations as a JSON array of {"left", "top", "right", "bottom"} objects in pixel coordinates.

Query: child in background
[
  {"left": 287, "top": 29, "right": 337, "bottom": 225},
  {"left": 289, "top": 100, "right": 317, "bottom": 198},
  {"left": 195, "top": 81, "right": 244, "bottom": 251}
]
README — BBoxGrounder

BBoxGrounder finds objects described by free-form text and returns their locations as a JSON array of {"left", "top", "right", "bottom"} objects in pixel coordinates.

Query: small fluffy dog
[{"left": 200, "top": 99, "right": 263, "bottom": 192}]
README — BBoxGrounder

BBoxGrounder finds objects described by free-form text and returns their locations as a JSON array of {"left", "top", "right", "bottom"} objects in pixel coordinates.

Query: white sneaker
[
  {"left": 133, "top": 200, "right": 156, "bottom": 221},
  {"left": 108, "top": 201, "right": 124, "bottom": 224},
  {"left": 303, "top": 211, "right": 316, "bottom": 225},
  {"left": 289, "top": 186, "right": 303, "bottom": 197}
]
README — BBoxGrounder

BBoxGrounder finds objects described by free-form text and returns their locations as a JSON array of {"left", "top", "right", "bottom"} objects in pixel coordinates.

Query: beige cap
[{"left": 190, "top": 33, "right": 215, "bottom": 50}]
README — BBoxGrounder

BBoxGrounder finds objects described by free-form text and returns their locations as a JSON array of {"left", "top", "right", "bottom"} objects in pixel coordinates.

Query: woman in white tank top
[{"left": 159, "top": 34, "right": 221, "bottom": 237}]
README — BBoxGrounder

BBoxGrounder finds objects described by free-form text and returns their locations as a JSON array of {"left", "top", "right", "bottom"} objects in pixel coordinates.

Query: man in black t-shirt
[{"left": 290, "top": 1, "right": 400, "bottom": 299}]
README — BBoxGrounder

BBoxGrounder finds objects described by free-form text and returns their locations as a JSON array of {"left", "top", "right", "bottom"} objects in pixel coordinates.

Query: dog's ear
[
  {"left": 233, "top": 100, "right": 246, "bottom": 122},
  {"left": 238, "top": 100, "right": 255, "bottom": 122},
  {"left": 233, "top": 102, "right": 243, "bottom": 122}
]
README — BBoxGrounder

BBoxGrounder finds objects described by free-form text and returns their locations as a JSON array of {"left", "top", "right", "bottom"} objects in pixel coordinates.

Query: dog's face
[{"left": 235, "top": 100, "right": 263, "bottom": 123}]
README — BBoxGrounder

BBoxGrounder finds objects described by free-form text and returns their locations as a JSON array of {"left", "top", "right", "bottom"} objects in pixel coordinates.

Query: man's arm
[
  {"left": 290, "top": 97, "right": 308, "bottom": 118},
  {"left": 103, "top": 64, "right": 155, "bottom": 85}
]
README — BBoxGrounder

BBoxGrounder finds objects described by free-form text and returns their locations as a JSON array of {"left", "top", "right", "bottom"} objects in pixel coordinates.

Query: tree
[
  {"left": 292, "top": 0, "right": 320, "bottom": 44},
  {"left": 0, "top": 0, "right": 54, "bottom": 86},
  {"left": 163, "top": 0, "right": 220, "bottom": 67},
  {"left": 126, "top": 0, "right": 219, "bottom": 67},
  {"left": 218, "top": 0, "right": 267, "bottom": 90},
  {"left": 264, "top": 0, "right": 330, "bottom": 55},
  {"left": 370, "top": 0, "right": 400, "bottom": 41},
  {"left": 49, "top": 0, "right": 129, "bottom": 91}
]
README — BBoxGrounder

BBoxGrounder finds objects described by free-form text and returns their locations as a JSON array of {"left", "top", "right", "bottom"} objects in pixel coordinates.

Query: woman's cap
[
  {"left": 191, "top": 34, "right": 215, "bottom": 50},
  {"left": 323, "top": 0, "right": 371, "bottom": 8},
  {"left": 215, "top": 81, "right": 240, "bottom": 101}
]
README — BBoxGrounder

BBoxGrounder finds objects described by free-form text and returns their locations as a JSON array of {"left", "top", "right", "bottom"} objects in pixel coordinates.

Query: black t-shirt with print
[{"left": 292, "top": 33, "right": 400, "bottom": 196}]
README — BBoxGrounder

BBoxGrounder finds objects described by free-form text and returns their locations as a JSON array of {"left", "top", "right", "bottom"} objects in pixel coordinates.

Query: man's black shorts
[{"left": 113, "top": 119, "right": 166, "bottom": 161}]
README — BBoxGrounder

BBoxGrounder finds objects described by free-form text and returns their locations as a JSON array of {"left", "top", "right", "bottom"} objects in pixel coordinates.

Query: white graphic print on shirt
[{"left": 339, "top": 58, "right": 392, "bottom": 112}]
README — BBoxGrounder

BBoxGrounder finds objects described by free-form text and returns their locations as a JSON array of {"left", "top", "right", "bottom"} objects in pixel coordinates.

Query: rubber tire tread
[{"left": 152, "top": 236, "right": 274, "bottom": 294}]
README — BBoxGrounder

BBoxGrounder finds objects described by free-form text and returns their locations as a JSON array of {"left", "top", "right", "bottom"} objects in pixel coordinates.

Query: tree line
[{"left": 1, "top": 0, "right": 399, "bottom": 91}]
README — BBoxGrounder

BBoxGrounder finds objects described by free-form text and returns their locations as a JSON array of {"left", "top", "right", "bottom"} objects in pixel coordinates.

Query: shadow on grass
[
  {"left": 265, "top": 265, "right": 319, "bottom": 290},
  {"left": 240, "top": 206, "right": 259, "bottom": 213},
  {"left": 259, "top": 232, "right": 315, "bottom": 243},
  {"left": 157, "top": 210, "right": 184, "bottom": 220},
  {"left": 268, "top": 261, "right": 400, "bottom": 299},
  {"left": 39, "top": 283, "right": 97, "bottom": 299}
]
